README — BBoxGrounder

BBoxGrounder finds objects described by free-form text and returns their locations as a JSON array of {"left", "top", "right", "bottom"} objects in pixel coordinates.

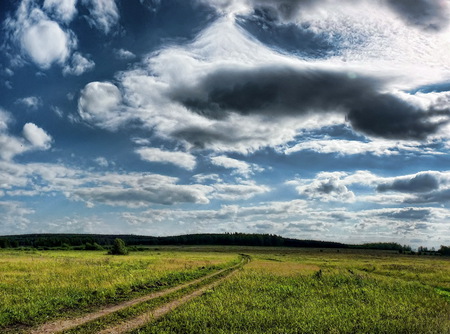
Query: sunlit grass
[
  {"left": 137, "top": 250, "right": 450, "bottom": 334},
  {"left": 0, "top": 249, "right": 237, "bottom": 329}
]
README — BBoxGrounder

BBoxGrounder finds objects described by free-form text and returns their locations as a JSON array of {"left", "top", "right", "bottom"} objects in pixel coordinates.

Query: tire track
[
  {"left": 98, "top": 255, "right": 250, "bottom": 334},
  {"left": 28, "top": 256, "right": 247, "bottom": 334}
]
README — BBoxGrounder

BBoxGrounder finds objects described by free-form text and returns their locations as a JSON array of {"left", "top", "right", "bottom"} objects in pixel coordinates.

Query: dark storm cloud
[
  {"left": 380, "top": 208, "right": 431, "bottom": 221},
  {"left": 377, "top": 173, "right": 440, "bottom": 193},
  {"left": 385, "top": 0, "right": 450, "bottom": 31},
  {"left": 174, "top": 66, "right": 450, "bottom": 141}
]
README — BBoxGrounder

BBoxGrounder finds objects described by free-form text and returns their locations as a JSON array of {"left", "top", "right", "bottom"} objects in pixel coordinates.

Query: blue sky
[{"left": 1, "top": 0, "right": 450, "bottom": 248}]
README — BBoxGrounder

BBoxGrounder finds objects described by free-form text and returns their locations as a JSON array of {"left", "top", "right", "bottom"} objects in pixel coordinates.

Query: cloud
[
  {"left": 81, "top": 0, "right": 119, "bottom": 34},
  {"left": 114, "top": 48, "right": 136, "bottom": 60},
  {"left": 94, "top": 156, "right": 109, "bottom": 167},
  {"left": 68, "top": 9, "right": 450, "bottom": 156},
  {"left": 377, "top": 172, "right": 441, "bottom": 193},
  {"left": 176, "top": 65, "right": 450, "bottom": 140},
  {"left": 63, "top": 52, "right": 95, "bottom": 76},
  {"left": 0, "top": 160, "right": 213, "bottom": 207},
  {"left": 0, "top": 201, "right": 34, "bottom": 233},
  {"left": 203, "top": 0, "right": 450, "bottom": 32},
  {"left": 43, "top": 0, "right": 78, "bottom": 23},
  {"left": 135, "top": 147, "right": 197, "bottom": 170},
  {"left": 406, "top": 189, "right": 450, "bottom": 204},
  {"left": 210, "top": 155, "right": 262, "bottom": 177},
  {"left": 212, "top": 180, "right": 270, "bottom": 200},
  {"left": 21, "top": 20, "right": 71, "bottom": 69},
  {"left": 294, "top": 172, "right": 355, "bottom": 202},
  {"left": 15, "top": 96, "right": 43, "bottom": 110},
  {"left": 5, "top": 0, "right": 76, "bottom": 69},
  {"left": 22, "top": 123, "right": 53, "bottom": 149},
  {"left": 0, "top": 110, "right": 53, "bottom": 160},
  {"left": 379, "top": 208, "right": 431, "bottom": 221},
  {"left": 385, "top": 0, "right": 450, "bottom": 31},
  {"left": 78, "top": 81, "right": 128, "bottom": 130},
  {"left": 285, "top": 139, "right": 440, "bottom": 156}
]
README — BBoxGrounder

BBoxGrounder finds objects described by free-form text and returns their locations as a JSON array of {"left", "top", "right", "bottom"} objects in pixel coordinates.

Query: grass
[
  {"left": 0, "top": 249, "right": 238, "bottom": 330},
  {"left": 134, "top": 249, "right": 450, "bottom": 334},
  {"left": 2, "top": 247, "right": 450, "bottom": 333}
]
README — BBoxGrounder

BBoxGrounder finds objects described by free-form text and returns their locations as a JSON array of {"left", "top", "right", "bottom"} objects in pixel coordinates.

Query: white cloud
[
  {"left": 78, "top": 81, "right": 127, "bottom": 130},
  {"left": 15, "top": 96, "right": 42, "bottom": 110},
  {"left": 114, "top": 48, "right": 136, "bottom": 60},
  {"left": 0, "top": 111, "right": 53, "bottom": 160},
  {"left": 21, "top": 20, "right": 71, "bottom": 69},
  {"left": 135, "top": 147, "right": 197, "bottom": 170},
  {"left": 78, "top": 6, "right": 450, "bottom": 155},
  {"left": 210, "top": 155, "right": 263, "bottom": 177},
  {"left": 22, "top": 123, "right": 52, "bottom": 149},
  {"left": 5, "top": 0, "right": 76, "bottom": 69},
  {"left": 0, "top": 161, "right": 213, "bottom": 208},
  {"left": 0, "top": 201, "right": 34, "bottom": 233},
  {"left": 213, "top": 180, "right": 270, "bottom": 200},
  {"left": 285, "top": 139, "right": 441, "bottom": 156},
  {"left": 81, "top": 0, "right": 119, "bottom": 34},
  {"left": 192, "top": 173, "right": 222, "bottom": 184},
  {"left": 43, "top": 0, "right": 78, "bottom": 23},
  {"left": 293, "top": 172, "right": 356, "bottom": 202},
  {"left": 63, "top": 52, "right": 95, "bottom": 76},
  {"left": 94, "top": 156, "right": 109, "bottom": 167}
]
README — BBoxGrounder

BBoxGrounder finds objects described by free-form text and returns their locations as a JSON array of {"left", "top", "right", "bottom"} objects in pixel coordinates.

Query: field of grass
[
  {"left": 1, "top": 247, "right": 450, "bottom": 333},
  {"left": 135, "top": 248, "right": 450, "bottom": 334},
  {"left": 0, "top": 249, "right": 238, "bottom": 330}
]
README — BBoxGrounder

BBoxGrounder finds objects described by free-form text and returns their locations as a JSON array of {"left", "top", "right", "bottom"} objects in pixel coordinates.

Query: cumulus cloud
[
  {"left": 78, "top": 81, "right": 128, "bottom": 130},
  {"left": 114, "top": 48, "right": 136, "bottom": 60},
  {"left": 135, "top": 147, "right": 197, "bottom": 170},
  {"left": 43, "top": 0, "right": 78, "bottom": 23},
  {"left": 294, "top": 172, "right": 355, "bottom": 202},
  {"left": 15, "top": 96, "right": 42, "bottom": 110},
  {"left": 5, "top": 0, "right": 76, "bottom": 69},
  {"left": 0, "top": 110, "right": 53, "bottom": 160},
  {"left": 63, "top": 52, "right": 95, "bottom": 76},
  {"left": 81, "top": 0, "right": 119, "bottom": 34},
  {"left": 22, "top": 123, "right": 52, "bottom": 149},
  {"left": 75, "top": 10, "right": 450, "bottom": 155}
]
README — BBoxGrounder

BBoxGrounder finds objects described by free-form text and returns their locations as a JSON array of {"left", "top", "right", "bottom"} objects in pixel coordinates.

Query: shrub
[{"left": 108, "top": 238, "right": 128, "bottom": 255}]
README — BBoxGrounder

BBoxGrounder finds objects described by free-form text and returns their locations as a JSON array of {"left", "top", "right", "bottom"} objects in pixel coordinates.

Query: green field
[{"left": 1, "top": 247, "right": 450, "bottom": 333}]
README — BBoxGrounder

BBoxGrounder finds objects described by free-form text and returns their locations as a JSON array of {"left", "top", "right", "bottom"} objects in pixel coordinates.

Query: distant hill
[{"left": 0, "top": 233, "right": 410, "bottom": 251}]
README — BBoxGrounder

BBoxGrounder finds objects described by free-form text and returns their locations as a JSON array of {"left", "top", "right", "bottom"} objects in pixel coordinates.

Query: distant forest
[{"left": 0, "top": 232, "right": 431, "bottom": 253}]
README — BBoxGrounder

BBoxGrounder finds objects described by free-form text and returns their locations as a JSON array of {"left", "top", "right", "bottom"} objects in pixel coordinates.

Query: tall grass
[
  {"left": 0, "top": 249, "right": 237, "bottom": 328},
  {"left": 137, "top": 251, "right": 450, "bottom": 334}
]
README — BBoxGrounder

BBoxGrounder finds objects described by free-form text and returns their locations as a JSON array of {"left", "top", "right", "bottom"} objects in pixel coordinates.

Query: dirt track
[{"left": 28, "top": 255, "right": 248, "bottom": 334}]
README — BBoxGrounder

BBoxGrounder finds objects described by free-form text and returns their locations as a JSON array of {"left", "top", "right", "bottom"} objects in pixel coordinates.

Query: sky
[{"left": 1, "top": 0, "right": 450, "bottom": 248}]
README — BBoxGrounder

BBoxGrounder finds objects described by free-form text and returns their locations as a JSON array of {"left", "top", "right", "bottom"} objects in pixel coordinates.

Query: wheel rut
[{"left": 28, "top": 255, "right": 249, "bottom": 334}]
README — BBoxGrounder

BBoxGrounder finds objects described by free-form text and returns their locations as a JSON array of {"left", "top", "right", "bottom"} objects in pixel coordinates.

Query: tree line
[{"left": 0, "top": 233, "right": 426, "bottom": 252}]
